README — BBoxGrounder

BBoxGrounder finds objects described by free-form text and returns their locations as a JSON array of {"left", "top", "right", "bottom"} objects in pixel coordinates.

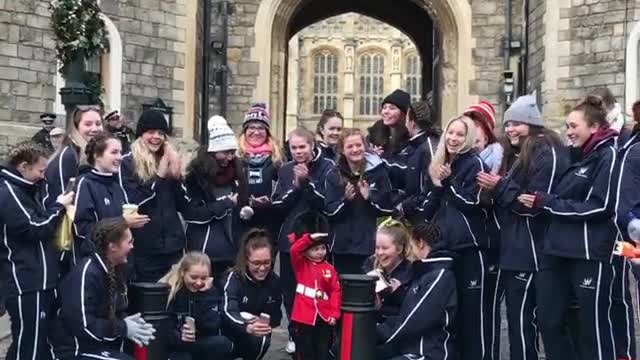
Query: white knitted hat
[{"left": 207, "top": 115, "right": 238, "bottom": 153}]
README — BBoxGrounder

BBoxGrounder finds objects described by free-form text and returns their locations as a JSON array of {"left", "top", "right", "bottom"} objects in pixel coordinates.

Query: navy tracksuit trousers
[
  {"left": 611, "top": 256, "right": 636, "bottom": 360},
  {"left": 454, "top": 248, "right": 489, "bottom": 360},
  {"left": 502, "top": 271, "right": 539, "bottom": 360},
  {"left": 536, "top": 258, "right": 615, "bottom": 360},
  {"left": 5, "top": 290, "right": 56, "bottom": 360}
]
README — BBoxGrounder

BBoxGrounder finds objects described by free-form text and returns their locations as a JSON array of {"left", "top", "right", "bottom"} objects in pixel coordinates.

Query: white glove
[
  {"left": 124, "top": 313, "right": 156, "bottom": 346},
  {"left": 628, "top": 218, "right": 640, "bottom": 242},
  {"left": 240, "top": 206, "right": 254, "bottom": 220}
]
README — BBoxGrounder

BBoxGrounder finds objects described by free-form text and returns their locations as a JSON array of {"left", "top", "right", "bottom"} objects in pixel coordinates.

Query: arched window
[
  {"left": 313, "top": 51, "right": 338, "bottom": 114},
  {"left": 358, "top": 53, "right": 385, "bottom": 115},
  {"left": 405, "top": 55, "right": 421, "bottom": 103}
]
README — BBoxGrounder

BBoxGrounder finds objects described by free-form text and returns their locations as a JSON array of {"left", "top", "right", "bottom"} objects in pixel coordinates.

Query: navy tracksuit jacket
[
  {"left": 242, "top": 154, "right": 282, "bottom": 238},
  {"left": 0, "top": 168, "right": 65, "bottom": 360},
  {"left": 362, "top": 257, "right": 412, "bottom": 322},
  {"left": 45, "top": 144, "right": 80, "bottom": 207},
  {"left": 376, "top": 251, "right": 457, "bottom": 360},
  {"left": 325, "top": 153, "right": 394, "bottom": 257},
  {"left": 317, "top": 141, "right": 337, "bottom": 162},
  {"left": 73, "top": 168, "right": 127, "bottom": 259},
  {"left": 58, "top": 253, "right": 129, "bottom": 358},
  {"left": 222, "top": 270, "right": 283, "bottom": 360},
  {"left": 398, "top": 131, "right": 439, "bottom": 224}
]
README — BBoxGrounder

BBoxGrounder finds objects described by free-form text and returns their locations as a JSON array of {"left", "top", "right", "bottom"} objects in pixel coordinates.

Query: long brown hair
[
  {"left": 92, "top": 217, "right": 130, "bottom": 321},
  {"left": 58, "top": 105, "right": 103, "bottom": 164},
  {"left": 233, "top": 228, "right": 274, "bottom": 280},
  {"left": 186, "top": 147, "right": 248, "bottom": 206},
  {"left": 316, "top": 109, "right": 344, "bottom": 139},
  {"left": 499, "top": 126, "right": 565, "bottom": 180}
]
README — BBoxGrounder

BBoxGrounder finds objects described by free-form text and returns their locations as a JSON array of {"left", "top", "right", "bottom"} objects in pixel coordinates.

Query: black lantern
[{"left": 142, "top": 98, "right": 173, "bottom": 134}]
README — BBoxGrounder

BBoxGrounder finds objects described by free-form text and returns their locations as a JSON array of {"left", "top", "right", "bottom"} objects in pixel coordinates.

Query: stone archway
[{"left": 250, "top": 0, "right": 475, "bottom": 137}]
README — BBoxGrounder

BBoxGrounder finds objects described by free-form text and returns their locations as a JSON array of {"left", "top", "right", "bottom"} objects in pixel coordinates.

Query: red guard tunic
[{"left": 289, "top": 233, "right": 342, "bottom": 326}]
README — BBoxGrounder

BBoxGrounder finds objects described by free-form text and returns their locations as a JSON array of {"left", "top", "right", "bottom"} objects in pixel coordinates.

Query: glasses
[{"left": 247, "top": 125, "right": 267, "bottom": 133}]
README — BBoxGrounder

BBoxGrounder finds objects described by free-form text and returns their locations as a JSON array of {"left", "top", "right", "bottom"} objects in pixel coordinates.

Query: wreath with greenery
[{"left": 49, "top": 0, "right": 108, "bottom": 71}]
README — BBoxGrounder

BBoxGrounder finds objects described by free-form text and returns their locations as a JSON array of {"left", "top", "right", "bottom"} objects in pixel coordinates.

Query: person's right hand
[
  {"left": 438, "top": 164, "right": 452, "bottom": 181},
  {"left": 57, "top": 191, "right": 75, "bottom": 207},
  {"left": 246, "top": 319, "right": 272, "bottom": 337},
  {"left": 157, "top": 152, "right": 170, "bottom": 178},
  {"left": 228, "top": 193, "right": 238, "bottom": 206},
  {"left": 124, "top": 213, "right": 150, "bottom": 228},
  {"left": 371, "top": 145, "right": 384, "bottom": 156},
  {"left": 180, "top": 324, "right": 196, "bottom": 343},
  {"left": 345, "top": 182, "right": 356, "bottom": 200}
]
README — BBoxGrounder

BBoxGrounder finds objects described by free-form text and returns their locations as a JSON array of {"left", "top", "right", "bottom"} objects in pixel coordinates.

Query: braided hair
[
  {"left": 410, "top": 222, "right": 442, "bottom": 249},
  {"left": 91, "top": 217, "right": 130, "bottom": 321}
]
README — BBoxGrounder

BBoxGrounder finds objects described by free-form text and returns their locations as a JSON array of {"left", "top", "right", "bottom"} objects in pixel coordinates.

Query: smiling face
[
  {"left": 375, "top": 232, "right": 403, "bottom": 272},
  {"left": 321, "top": 117, "right": 343, "bottom": 146},
  {"left": 566, "top": 110, "right": 597, "bottom": 147},
  {"left": 247, "top": 246, "right": 272, "bottom": 281},
  {"left": 108, "top": 229, "right": 134, "bottom": 266},
  {"left": 381, "top": 103, "right": 403, "bottom": 126},
  {"left": 183, "top": 263, "right": 210, "bottom": 292},
  {"left": 445, "top": 119, "right": 468, "bottom": 154},
  {"left": 504, "top": 121, "right": 531, "bottom": 146},
  {"left": 94, "top": 139, "right": 123, "bottom": 173},
  {"left": 289, "top": 135, "right": 313, "bottom": 164},
  {"left": 245, "top": 122, "right": 269, "bottom": 147},
  {"left": 141, "top": 130, "right": 166, "bottom": 154},
  {"left": 19, "top": 156, "right": 48, "bottom": 183},
  {"left": 214, "top": 150, "right": 235, "bottom": 168},
  {"left": 343, "top": 134, "right": 365, "bottom": 165},
  {"left": 78, "top": 110, "right": 103, "bottom": 142},
  {"left": 305, "top": 243, "right": 327, "bottom": 263}
]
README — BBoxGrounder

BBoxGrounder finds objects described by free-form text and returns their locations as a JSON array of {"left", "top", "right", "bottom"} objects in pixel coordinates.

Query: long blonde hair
[
  {"left": 130, "top": 137, "right": 176, "bottom": 182},
  {"left": 429, "top": 115, "right": 476, "bottom": 186},
  {"left": 159, "top": 251, "right": 211, "bottom": 303},
  {"left": 237, "top": 133, "right": 284, "bottom": 164}
]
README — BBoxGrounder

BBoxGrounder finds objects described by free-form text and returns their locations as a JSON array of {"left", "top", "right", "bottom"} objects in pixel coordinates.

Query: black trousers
[
  {"left": 332, "top": 254, "right": 368, "bottom": 275},
  {"left": 293, "top": 320, "right": 333, "bottom": 360},
  {"left": 230, "top": 332, "right": 271, "bottom": 360},
  {"left": 279, "top": 252, "right": 296, "bottom": 338},
  {"left": 536, "top": 258, "right": 615, "bottom": 360},
  {"left": 502, "top": 271, "right": 539, "bottom": 360},
  {"left": 170, "top": 335, "right": 234, "bottom": 360},
  {"left": 6, "top": 290, "right": 56, "bottom": 360},
  {"left": 611, "top": 257, "right": 636, "bottom": 360},
  {"left": 454, "top": 248, "right": 489, "bottom": 360},
  {"left": 485, "top": 262, "right": 503, "bottom": 360},
  {"left": 134, "top": 251, "right": 183, "bottom": 283}
]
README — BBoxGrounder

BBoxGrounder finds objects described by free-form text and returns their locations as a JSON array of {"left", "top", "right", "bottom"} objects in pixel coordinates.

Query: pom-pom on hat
[
  {"left": 136, "top": 110, "right": 170, "bottom": 137},
  {"left": 207, "top": 115, "right": 238, "bottom": 153},
  {"left": 243, "top": 103, "right": 271, "bottom": 131},
  {"left": 464, "top": 100, "right": 497, "bottom": 130}
]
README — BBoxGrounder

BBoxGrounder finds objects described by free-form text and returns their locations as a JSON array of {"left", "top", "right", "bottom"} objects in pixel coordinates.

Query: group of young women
[{"left": 2, "top": 85, "right": 640, "bottom": 360}]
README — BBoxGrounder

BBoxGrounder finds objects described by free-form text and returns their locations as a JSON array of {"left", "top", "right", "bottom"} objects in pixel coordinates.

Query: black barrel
[
  {"left": 338, "top": 274, "right": 377, "bottom": 360},
  {"left": 129, "top": 282, "right": 170, "bottom": 360}
]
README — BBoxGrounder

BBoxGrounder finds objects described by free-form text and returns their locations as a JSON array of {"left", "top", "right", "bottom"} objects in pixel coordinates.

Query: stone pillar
[
  {"left": 342, "top": 42, "right": 356, "bottom": 128},
  {"left": 390, "top": 43, "right": 403, "bottom": 90},
  {"left": 286, "top": 35, "right": 300, "bottom": 135}
]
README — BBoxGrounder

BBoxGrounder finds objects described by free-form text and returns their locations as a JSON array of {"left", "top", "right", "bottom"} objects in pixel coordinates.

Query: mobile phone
[
  {"left": 64, "top": 177, "right": 77, "bottom": 194},
  {"left": 184, "top": 316, "right": 196, "bottom": 331},
  {"left": 258, "top": 313, "right": 270, "bottom": 325}
]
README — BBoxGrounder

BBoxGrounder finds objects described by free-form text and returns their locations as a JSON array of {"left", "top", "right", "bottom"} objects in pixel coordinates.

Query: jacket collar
[
  {"left": 82, "top": 166, "right": 116, "bottom": 185},
  {"left": 0, "top": 167, "right": 36, "bottom": 187},
  {"left": 93, "top": 253, "right": 110, "bottom": 274}
]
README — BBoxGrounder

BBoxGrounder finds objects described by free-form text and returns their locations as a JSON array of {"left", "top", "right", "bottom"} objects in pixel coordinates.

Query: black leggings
[
  {"left": 293, "top": 319, "right": 333, "bottom": 360},
  {"left": 171, "top": 335, "right": 234, "bottom": 360}
]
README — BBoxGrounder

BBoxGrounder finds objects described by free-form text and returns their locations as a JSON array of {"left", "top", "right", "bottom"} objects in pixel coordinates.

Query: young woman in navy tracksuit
[
  {"left": 421, "top": 115, "right": 489, "bottom": 360},
  {"left": 325, "top": 128, "right": 394, "bottom": 274},
  {"left": 0, "top": 142, "right": 75, "bottom": 360},
  {"left": 362, "top": 219, "right": 412, "bottom": 322},
  {"left": 376, "top": 222, "right": 457, "bottom": 360},
  {"left": 272, "top": 127, "right": 334, "bottom": 352},
  {"left": 237, "top": 104, "right": 285, "bottom": 240},
  {"left": 119, "top": 110, "right": 188, "bottom": 282},
  {"left": 477, "top": 95, "right": 569, "bottom": 360},
  {"left": 222, "top": 229, "right": 283, "bottom": 360},
  {"left": 518, "top": 95, "right": 619, "bottom": 359},
  {"left": 315, "top": 109, "right": 344, "bottom": 162},
  {"left": 74, "top": 132, "right": 150, "bottom": 258},
  {"left": 183, "top": 116, "right": 249, "bottom": 281},
  {"left": 161, "top": 251, "right": 234, "bottom": 360},
  {"left": 58, "top": 218, "right": 155, "bottom": 360}
]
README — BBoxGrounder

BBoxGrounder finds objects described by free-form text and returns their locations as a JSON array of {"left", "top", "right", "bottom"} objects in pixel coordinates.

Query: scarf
[
  {"left": 582, "top": 127, "right": 619, "bottom": 156},
  {"left": 606, "top": 103, "right": 626, "bottom": 133},
  {"left": 245, "top": 142, "right": 273, "bottom": 157}
]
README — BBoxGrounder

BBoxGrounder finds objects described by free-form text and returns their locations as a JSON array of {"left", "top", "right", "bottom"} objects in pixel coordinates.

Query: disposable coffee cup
[{"left": 122, "top": 204, "right": 139, "bottom": 216}]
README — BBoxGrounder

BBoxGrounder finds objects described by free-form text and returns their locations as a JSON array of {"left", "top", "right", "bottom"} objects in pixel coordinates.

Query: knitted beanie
[
  {"left": 464, "top": 100, "right": 497, "bottom": 130},
  {"left": 243, "top": 103, "right": 271, "bottom": 131},
  {"left": 136, "top": 110, "right": 169, "bottom": 137},
  {"left": 207, "top": 115, "right": 238, "bottom": 153},
  {"left": 503, "top": 95, "right": 543, "bottom": 127},
  {"left": 382, "top": 89, "right": 411, "bottom": 114}
]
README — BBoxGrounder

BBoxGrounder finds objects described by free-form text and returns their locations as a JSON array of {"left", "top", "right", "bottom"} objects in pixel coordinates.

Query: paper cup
[{"left": 122, "top": 204, "right": 139, "bottom": 216}]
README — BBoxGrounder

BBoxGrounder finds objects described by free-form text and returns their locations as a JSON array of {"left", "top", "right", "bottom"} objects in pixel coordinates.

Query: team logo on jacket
[
  {"left": 267, "top": 296, "right": 276, "bottom": 304},
  {"left": 104, "top": 198, "right": 111, "bottom": 205},
  {"left": 242, "top": 296, "right": 248, "bottom": 304},
  {"left": 467, "top": 279, "right": 481, "bottom": 290},
  {"left": 579, "top": 277, "right": 595, "bottom": 290},
  {"left": 575, "top": 167, "right": 589, "bottom": 178},
  {"left": 40, "top": 311, "right": 46, "bottom": 320},
  {"left": 515, "top": 273, "right": 529, "bottom": 282}
]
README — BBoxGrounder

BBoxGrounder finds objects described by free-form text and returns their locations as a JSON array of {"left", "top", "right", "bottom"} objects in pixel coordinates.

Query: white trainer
[{"left": 285, "top": 339, "right": 296, "bottom": 354}]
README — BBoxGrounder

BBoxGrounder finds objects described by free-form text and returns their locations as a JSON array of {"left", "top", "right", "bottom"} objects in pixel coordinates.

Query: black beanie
[
  {"left": 136, "top": 110, "right": 170, "bottom": 137},
  {"left": 382, "top": 89, "right": 411, "bottom": 114}
]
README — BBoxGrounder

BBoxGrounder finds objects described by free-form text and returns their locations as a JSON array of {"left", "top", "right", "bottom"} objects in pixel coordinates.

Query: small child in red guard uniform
[{"left": 288, "top": 228, "right": 342, "bottom": 360}]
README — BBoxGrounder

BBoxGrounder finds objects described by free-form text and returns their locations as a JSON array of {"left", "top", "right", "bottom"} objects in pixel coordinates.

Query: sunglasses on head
[{"left": 72, "top": 105, "right": 101, "bottom": 117}]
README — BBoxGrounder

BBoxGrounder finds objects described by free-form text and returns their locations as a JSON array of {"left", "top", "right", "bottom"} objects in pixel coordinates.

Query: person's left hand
[
  {"left": 518, "top": 194, "right": 536, "bottom": 208},
  {"left": 358, "top": 180, "right": 369, "bottom": 200},
  {"left": 477, "top": 171, "right": 501, "bottom": 190},
  {"left": 327, "top": 317, "right": 337, "bottom": 326},
  {"left": 389, "top": 278, "right": 402, "bottom": 292}
]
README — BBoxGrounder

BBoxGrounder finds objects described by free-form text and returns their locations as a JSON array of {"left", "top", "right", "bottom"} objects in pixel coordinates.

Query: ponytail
[{"left": 159, "top": 251, "right": 211, "bottom": 304}]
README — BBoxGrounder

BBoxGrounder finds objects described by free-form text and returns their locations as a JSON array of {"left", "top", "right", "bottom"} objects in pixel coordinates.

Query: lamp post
[
  {"left": 142, "top": 98, "right": 174, "bottom": 135},
  {"left": 60, "top": 53, "right": 93, "bottom": 126}
]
